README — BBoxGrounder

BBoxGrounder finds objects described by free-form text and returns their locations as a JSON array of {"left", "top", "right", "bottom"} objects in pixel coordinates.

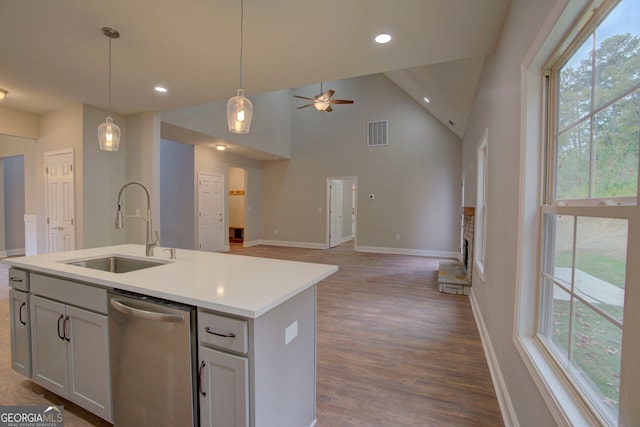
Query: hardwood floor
[{"left": 0, "top": 244, "right": 503, "bottom": 426}]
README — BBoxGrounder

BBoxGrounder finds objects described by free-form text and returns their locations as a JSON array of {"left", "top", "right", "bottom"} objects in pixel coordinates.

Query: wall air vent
[{"left": 367, "top": 120, "right": 388, "bottom": 147}]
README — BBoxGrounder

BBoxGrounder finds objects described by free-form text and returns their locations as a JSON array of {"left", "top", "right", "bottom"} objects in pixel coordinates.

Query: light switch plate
[{"left": 285, "top": 321, "right": 298, "bottom": 345}]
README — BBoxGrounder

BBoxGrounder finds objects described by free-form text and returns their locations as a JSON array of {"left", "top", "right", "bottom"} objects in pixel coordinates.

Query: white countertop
[{"left": 2, "top": 244, "right": 338, "bottom": 319}]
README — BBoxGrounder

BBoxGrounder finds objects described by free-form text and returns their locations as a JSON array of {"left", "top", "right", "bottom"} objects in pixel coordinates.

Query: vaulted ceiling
[{"left": 0, "top": 0, "right": 510, "bottom": 139}]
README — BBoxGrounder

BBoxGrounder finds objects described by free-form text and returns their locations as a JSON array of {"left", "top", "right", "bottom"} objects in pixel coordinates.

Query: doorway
[
  {"left": 326, "top": 177, "right": 357, "bottom": 249},
  {"left": 228, "top": 167, "right": 247, "bottom": 246},
  {"left": 197, "top": 172, "right": 225, "bottom": 252},
  {"left": 45, "top": 150, "right": 75, "bottom": 253},
  {"left": 0, "top": 155, "right": 25, "bottom": 257}
]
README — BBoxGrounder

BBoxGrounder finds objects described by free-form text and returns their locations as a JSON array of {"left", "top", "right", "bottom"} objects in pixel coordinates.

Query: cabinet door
[
  {"left": 199, "top": 346, "right": 249, "bottom": 427},
  {"left": 30, "top": 295, "right": 68, "bottom": 395},
  {"left": 9, "top": 289, "right": 31, "bottom": 377},
  {"left": 66, "top": 305, "right": 112, "bottom": 422}
]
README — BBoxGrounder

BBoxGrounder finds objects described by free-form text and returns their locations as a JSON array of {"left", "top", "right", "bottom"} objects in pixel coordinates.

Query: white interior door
[
  {"left": 329, "top": 180, "right": 343, "bottom": 248},
  {"left": 198, "top": 172, "right": 225, "bottom": 252},
  {"left": 46, "top": 150, "right": 75, "bottom": 253}
]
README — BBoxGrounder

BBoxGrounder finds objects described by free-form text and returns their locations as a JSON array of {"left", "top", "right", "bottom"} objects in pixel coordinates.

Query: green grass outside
[
  {"left": 554, "top": 250, "right": 626, "bottom": 289},
  {"left": 551, "top": 299, "right": 621, "bottom": 415}
]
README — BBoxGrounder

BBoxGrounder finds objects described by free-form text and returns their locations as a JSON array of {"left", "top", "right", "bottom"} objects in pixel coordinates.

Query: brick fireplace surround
[{"left": 462, "top": 207, "right": 475, "bottom": 283}]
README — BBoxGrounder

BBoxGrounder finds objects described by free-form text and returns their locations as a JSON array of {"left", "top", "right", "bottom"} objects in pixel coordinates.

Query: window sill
[{"left": 514, "top": 335, "right": 606, "bottom": 427}]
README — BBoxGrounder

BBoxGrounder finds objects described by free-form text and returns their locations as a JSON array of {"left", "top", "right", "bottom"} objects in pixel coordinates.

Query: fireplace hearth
[{"left": 437, "top": 207, "right": 474, "bottom": 295}]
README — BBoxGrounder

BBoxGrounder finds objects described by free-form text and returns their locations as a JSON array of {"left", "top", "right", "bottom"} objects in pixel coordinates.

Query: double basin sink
[{"left": 63, "top": 255, "right": 168, "bottom": 274}]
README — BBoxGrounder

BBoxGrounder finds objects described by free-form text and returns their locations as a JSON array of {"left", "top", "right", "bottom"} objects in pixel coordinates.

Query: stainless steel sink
[{"left": 64, "top": 256, "right": 167, "bottom": 273}]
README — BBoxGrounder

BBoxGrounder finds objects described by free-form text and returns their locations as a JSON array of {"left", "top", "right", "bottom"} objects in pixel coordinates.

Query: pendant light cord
[
  {"left": 239, "top": 0, "right": 244, "bottom": 89},
  {"left": 107, "top": 34, "right": 113, "bottom": 116}
]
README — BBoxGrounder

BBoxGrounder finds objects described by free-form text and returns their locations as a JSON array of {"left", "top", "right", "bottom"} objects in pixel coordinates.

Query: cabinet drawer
[
  {"left": 30, "top": 274, "right": 108, "bottom": 314},
  {"left": 9, "top": 268, "right": 29, "bottom": 291},
  {"left": 198, "top": 310, "right": 248, "bottom": 354}
]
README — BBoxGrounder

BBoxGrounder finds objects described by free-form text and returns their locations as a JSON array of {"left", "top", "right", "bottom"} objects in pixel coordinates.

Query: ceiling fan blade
[
  {"left": 325, "top": 105, "right": 333, "bottom": 112},
  {"left": 324, "top": 90, "right": 335, "bottom": 99},
  {"left": 296, "top": 104, "right": 314, "bottom": 109},
  {"left": 329, "top": 99, "right": 354, "bottom": 104},
  {"left": 294, "top": 95, "right": 315, "bottom": 101}
]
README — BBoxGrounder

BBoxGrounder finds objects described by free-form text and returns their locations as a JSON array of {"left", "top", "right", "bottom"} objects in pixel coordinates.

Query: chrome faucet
[{"left": 115, "top": 181, "right": 159, "bottom": 256}]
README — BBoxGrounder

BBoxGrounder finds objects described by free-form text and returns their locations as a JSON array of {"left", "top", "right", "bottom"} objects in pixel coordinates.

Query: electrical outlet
[
  {"left": 285, "top": 321, "right": 298, "bottom": 345},
  {"left": 275, "top": 228, "right": 279, "bottom": 235},
  {"left": 396, "top": 234, "right": 401, "bottom": 240}
]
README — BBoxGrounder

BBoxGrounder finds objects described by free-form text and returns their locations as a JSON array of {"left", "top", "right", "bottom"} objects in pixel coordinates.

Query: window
[
  {"left": 537, "top": 0, "right": 639, "bottom": 424},
  {"left": 475, "top": 130, "right": 488, "bottom": 277}
]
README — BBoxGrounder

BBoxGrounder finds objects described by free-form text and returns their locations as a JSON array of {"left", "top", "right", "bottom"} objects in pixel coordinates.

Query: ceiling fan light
[
  {"left": 98, "top": 116, "right": 121, "bottom": 151},
  {"left": 314, "top": 101, "right": 329, "bottom": 111},
  {"left": 227, "top": 88, "right": 253, "bottom": 134}
]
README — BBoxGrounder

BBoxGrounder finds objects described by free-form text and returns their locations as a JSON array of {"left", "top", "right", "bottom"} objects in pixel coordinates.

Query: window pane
[
  {"left": 593, "top": 89, "right": 640, "bottom": 198},
  {"left": 571, "top": 300, "right": 621, "bottom": 421},
  {"left": 594, "top": 0, "right": 640, "bottom": 108},
  {"left": 574, "top": 217, "right": 627, "bottom": 324},
  {"left": 558, "top": 37, "right": 593, "bottom": 131},
  {"left": 547, "top": 282, "right": 572, "bottom": 359},
  {"left": 556, "top": 121, "right": 591, "bottom": 200},
  {"left": 542, "top": 214, "right": 575, "bottom": 287}
]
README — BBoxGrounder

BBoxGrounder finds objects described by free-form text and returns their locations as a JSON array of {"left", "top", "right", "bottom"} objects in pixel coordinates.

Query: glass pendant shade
[
  {"left": 227, "top": 89, "right": 253, "bottom": 134},
  {"left": 98, "top": 116, "right": 121, "bottom": 152}
]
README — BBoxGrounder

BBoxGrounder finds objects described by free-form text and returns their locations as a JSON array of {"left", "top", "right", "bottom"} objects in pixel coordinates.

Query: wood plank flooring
[{"left": 0, "top": 243, "right": 503, "bottom": 426}]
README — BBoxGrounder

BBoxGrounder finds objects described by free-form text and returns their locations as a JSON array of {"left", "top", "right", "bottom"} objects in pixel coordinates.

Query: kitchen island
[{"left": 4, "top": 244, "right": 338, "bottom": 427}]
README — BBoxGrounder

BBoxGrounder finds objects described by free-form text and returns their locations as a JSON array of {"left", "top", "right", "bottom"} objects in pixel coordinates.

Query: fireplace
[
  {"left": 436, "top": 207, "right": 474, "bottom": 295},
  {"left": 462, "top": 207, "right": 474, "bottom": 283}
]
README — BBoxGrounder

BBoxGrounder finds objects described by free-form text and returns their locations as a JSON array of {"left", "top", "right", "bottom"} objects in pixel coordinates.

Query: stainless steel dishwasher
[{"left": 108, "top": 289, "right": 197, "bottom": 426}]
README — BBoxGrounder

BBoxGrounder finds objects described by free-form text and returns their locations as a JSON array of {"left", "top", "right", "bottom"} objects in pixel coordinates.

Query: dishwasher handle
[{"left": 110, "top": 298, "right": 185, "bottom": 323}]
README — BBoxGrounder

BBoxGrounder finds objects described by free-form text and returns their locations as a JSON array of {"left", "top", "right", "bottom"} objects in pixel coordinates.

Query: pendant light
[
  {"left": 98, "top": 27, "right": 121, "bottom": 152},
  {"left": 227, "top": 0, "right": 253, "bottom": 134}
]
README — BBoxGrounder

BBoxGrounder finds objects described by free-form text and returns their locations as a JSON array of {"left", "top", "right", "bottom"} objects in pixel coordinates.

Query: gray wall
[
  {"left": 261, "top": 74, "right": 462, "bottom": 254},
  {"left": 462, "top": 0, "right": 557, "bottom": 425},
  {"left": 3, "top": 156, "right": 25, "bottom": 253},
  {"left": 160, "top": 139, "right": 195, "bottom": 249},
  {"left": 82, "top": 105, "right": 127, "bottom": 249},
  {"left": 161, "top": 89, "right": 294, "bottom": 159}
]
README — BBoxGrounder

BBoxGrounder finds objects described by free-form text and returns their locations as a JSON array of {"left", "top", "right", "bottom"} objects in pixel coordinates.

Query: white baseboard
[
  {"left": 469, "top": 289, "right": 519, "bottom": 427},
  {"left": 242, "top": 239, "right": 262, "bottom": 248},
  {"left": 5, "top": 248, "right": 25, "bottom": 257},
  {"left": 342, "top": 235, "right": 354, "bottom": 243},
  {"left": 258, "top": 240, "right": 327, "bottom": 250},
  {"left": 355, "top": 245, "right": 459, "bottom": 258}
]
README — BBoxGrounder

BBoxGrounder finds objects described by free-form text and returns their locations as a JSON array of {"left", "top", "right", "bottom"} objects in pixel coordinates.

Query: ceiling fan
[{"left": 294, "top": 83, "right": 354, "bottom": 112}]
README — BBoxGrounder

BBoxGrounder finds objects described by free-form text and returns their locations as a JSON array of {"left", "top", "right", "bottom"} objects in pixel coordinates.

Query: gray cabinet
[
  {"left": 9, "top": 288, "right": 31, "bottom": 377},
  {"left": 198, "top": 310, "right": 249, "bottom": 427},
  {"left": 199, "top": 345, "right": 249, "bottom": 427},
  {"left": 197, "top": 286, "right": 317, "bottom": 427},
  {"left": 29, "top": 274, "right": 112, "bottom": 422}
]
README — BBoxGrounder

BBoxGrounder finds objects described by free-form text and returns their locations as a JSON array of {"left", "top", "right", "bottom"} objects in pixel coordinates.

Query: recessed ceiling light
[
  {"left": 423, "top": 97, "right": 430, "bottom": 103},
  {"left": 215, "top": 144, "right": 226, "bottom": 151},
  {"left": 374, "top": 33, "right": 391, "bottom": 44},
  {"left": 154, "top": 85, "right": 168, "bottom": 93}
]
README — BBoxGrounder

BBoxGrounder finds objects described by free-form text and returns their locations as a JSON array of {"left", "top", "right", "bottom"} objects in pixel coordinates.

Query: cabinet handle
[
  {"left": 57, "top": 314, "right": 65, "bottom": 340},
  {"left": 198, "top": 361, "right": 207, "bottom": 397},
  {"left": 204, "top": 326, "right": 236, "bottom": 338},
  {"left": 63, "top": 315, "right": 70, "bottom": 342},
  {"left": 9, "top": 277, "right": 23, "bottom": 283},
  {"left": 18, "top": 302, "right": 26, "bottom": 325}
]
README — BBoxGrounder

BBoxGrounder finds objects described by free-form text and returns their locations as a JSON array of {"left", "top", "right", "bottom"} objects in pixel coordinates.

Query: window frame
[
  {"left": 514, "top": 0, "right": 640, "bottom": 425},
  {"left": 475, "top": 129, "right": 489, "bottom": 279}
]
